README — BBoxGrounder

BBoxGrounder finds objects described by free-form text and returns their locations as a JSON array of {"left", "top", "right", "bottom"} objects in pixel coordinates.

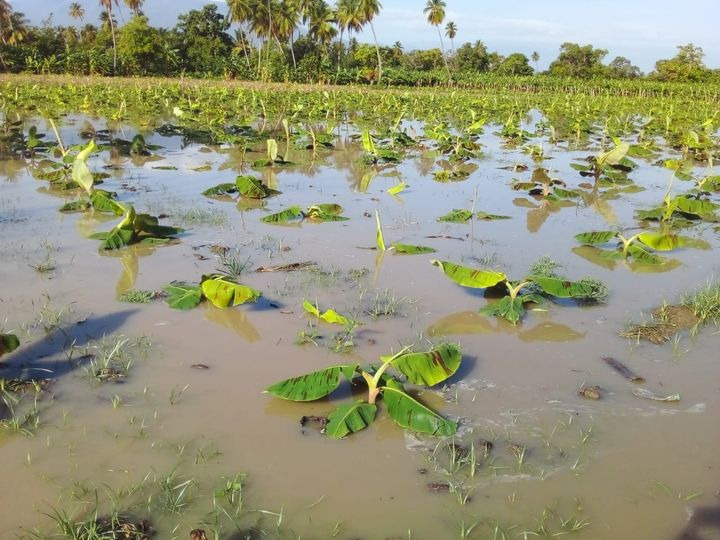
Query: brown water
[{"left": 1, "top": 115, "right": 719, "bottom": 539}]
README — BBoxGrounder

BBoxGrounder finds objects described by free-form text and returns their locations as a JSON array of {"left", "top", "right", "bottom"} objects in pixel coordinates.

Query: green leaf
[
  {"left": 261, "top": 206, "right": 303, "bottom": 223},
  {"left": 527, "top": 276, "right": 600, "bottom": 299},
  {"left": 636, "top": 232, "right": 686, "bottom": 251},
  {"left": 386, "top": 343, "right": 462, "bottom": 386},
  {"left": 236, "top": 175, "right": 279, "bottom": 199},
  {"left": 303, "top": 300, "right": 351, "bottom": 326},
  {"left": 480, "top": 295, "right": 526, "bottom": 325},
  {"left": 71, "top": 140, "right": 97, "bottom": 195},
  {"left": 265, "top": 365, "right": 358, "bottom": 402},
  {"left": 390, "top": 243, "right": 436, "bottom": 254},
  {"left": 438, "top": 209, "right": 473, "bottom": 223},
  {"left": 201, "top": 275, "right": 261, "bottom": 308},
  {"left": 674, "top": 197, "right": 719, "bottom": 219},
  {"left": 476, "top": 211, "right": 511, "bottom": 220},
  {"left": 96, "top": 226, "right": 134, "bottom": 250},
  {"left": 387, "top": 182, "right": 407, "bottom": 195},
  {"left": 597, "top": 142, "right": 630, "bottom": 167},
  {"left": 361, "top": 129, "right": 376, "bottom": 155},
  {"left": 382, "top": 379, "right": 456, "bottom": 436},
  {"left": 431, "top": 260, "right": 508, "bottom": 289},
  {"left": 91, "top": 191, "right": 124, "bottom": 215},
  {"left": 0, "top": 333, "right": 20, "bottom": 358},
  {"left": 59, "top": 199, "right": 91, "bottom": 213},
  {"left": 627, "top": 244, "right": 665, "bottom": 265},
  {"left": 375, "top": 210, "right": 386, "bottom": 251},
  {"left": 203, "top": 183, "right": 238, "bottom": 197},
  {"left": 326, "top": 402, "right": 377, "bottom": 438},
  {"left": 574, "top": 231, "right": 617, "bottom": 245},
  {"left": 163, "top": 283, "right": 203, "bottom": 310},
  {"left": 306, "top": 204, "right": 348, "bottom": 221},
  {"left": 267, "top": 139, "right": 278, "bottom": 162}
]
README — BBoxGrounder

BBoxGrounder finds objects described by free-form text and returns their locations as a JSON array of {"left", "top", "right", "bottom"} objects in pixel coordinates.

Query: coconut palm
[
  {"left": 0, "top": 4, "right": 27, "bottom": 68},
  {"left": 69, "top": 2, "right": 85, "bottom": 22},
  {"left": 276, "top": 0, "right": 301, "bottom": 70},
  {"left": 99, "top": 0, "right": 119, "bottom": 72},
  {"left": 227, "top": 0, "right": 254, "bottom": 69},
  {"left": 444, "top": 21, "right": 456, "bottom": 52},
  {"left": 334, "top": 0, "right": 353, "bottom": 71},
  {"left": 357, "top": 0, "right": 382, "bottom": 83},
  {"left": 531, "top": 51, "right": 540, "bottom": 72},
  {"left": 423, "top": 0, "right": 450, "bottom": 80},
  {"left": 124, "top": 0, "right": 144, "bottom": 17},
  {"left": 308, "top": 0, "right": 337, "bottom": 53}
]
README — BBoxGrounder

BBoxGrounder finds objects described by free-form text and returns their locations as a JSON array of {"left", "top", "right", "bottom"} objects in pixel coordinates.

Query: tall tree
[
  {"left": 531, "top": 51, "right": 539, "bottom": 71},
  {"left": 335, "top": 0, "right": 362, "bottom": 72},
  {"left": 0, "top": 3, "right": 28, "bottom": 68},
  {"left": 423, "top": 0, "right": 450, "bottom": 80},
  {"left": 227, "top": 0, "right": 253, "bottom": 69},
  {"left": 357, "top": 0, "right": 382, "bottom": 83},
  {"left": 308, "top": 0, "right": 337, "bottom": 53},
  {"left": 99, "top": 0, "right": 120, "bottom": 72},
  {"left": 124, "top": 0, "right": 144, "bottom": 17},
  {"left": 69, "top": 2, "right": 85, "bottom": 23},
  {"left": 276, "top": 0, "right": 300, "bottom": 70},
  {"left": 444, "top": 20, "right": 456, "bottom": 52}
]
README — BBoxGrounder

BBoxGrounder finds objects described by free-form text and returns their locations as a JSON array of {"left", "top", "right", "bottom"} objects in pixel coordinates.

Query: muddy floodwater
[{"left": 1, "top": 104, "right": 719, "bottom": 539}]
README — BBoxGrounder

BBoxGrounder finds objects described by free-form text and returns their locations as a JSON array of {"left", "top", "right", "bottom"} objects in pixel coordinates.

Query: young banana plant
[
  {"left": 265, "top": 343, "right": 462, "bottom": 438},
  {"left": 431, "top": 260, "right": 607, "bottom": 325},
  {"left": 573, "top": 229, "right": 708, "bottom": 270}
]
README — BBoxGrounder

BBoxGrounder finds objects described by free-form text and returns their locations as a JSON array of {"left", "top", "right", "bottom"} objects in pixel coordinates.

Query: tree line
[{"left": 0, "top": 0, "right": 717, "bottom": 86}]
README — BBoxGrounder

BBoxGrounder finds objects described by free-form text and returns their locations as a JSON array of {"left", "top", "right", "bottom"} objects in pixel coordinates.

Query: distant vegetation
[{"left": 0, "top": 0, "right": 717, "bottom": 86}]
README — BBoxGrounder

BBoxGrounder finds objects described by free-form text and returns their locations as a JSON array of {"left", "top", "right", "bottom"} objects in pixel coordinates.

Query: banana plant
[
  {"left": 431, "top": 260, "right": 607, "bottom": 325},
  {"left": 164, "top": 274, "right": 261, "bottom": 310},
  {"left": 573, "top": 229, "right": 708, "bottom": 269},
  {"left": 252, "top": 139, "right": 293, "bottom": 168},
  {"left": 89, "top": 202, "right": 183, "bottom": 250},
  {"left": 360, "top": 129, "right": 400, "bottom": 164},
  {"left": 636, "top": 194, "right": 720, "bottom": 224},
  {"left": 375, "top": 210, "right": 436, "bottom": 254},
  {"left": 261, "top": 203, "right": 349, "bottom": 224},
  {"left": 203, "top": 175, "right": 281, "bottom": 199},
  {"left": 265, "top": 343, "right": 461, "bottom": 438},
  {"left": 512, "top": 167, "right": 580, "bottom": 201},
  {"left": 570, "top": 138, "right": 633, "bottom": 186}
]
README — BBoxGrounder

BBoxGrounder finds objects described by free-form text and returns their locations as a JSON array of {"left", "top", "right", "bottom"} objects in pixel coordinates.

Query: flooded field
[{"left": 1, "top": 78, "right": 719, "bottom": 539}]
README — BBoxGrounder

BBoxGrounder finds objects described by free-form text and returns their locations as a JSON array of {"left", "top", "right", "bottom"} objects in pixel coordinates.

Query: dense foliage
[{"left": 0, "top": 1, "right": 718, "bottom": 86}]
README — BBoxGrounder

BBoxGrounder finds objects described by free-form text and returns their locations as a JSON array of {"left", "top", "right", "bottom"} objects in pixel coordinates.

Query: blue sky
[{"left": 13, "top": 0, "right": 720, "bottom": 72}]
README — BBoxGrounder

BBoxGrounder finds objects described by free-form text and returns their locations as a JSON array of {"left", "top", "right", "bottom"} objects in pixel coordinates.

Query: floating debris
[
  {"left": 256, "top": 261, "right": 319, "bottom": 273},
  {"left": 632, "top": 388, "right": 681, "bottom": 402},
  {"left": 602, "top": 357, "right": 645, "bottom": 383},
  {"left": 578, "top": 385, "right": 602, "bottom": 400}
]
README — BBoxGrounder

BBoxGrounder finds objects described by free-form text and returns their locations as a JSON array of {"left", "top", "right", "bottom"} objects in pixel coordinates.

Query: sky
[{"left": 12, "top": 0, "right": 720, "bottom": 72}]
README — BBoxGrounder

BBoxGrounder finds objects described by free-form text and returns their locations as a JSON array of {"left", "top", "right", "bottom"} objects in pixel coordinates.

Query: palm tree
[
  {"left": 423, "top": 0, "right": 450, "bottom": 80},
  {"left": 0, "top": 3, "right": 27, "bottom": 68},
  {"left": 308, "top": 0, "right": 337, "bottom": 54},
  {"left": 99, "top": 0, "right": 120, "bottom": 72},
  {"left": 357, "top": 0, "right": 382, "bottom": 83},
  {"left": 69, "top": 2, "right": 85, "bottom": 23},
  {"left": 80, "top": 23, "right": 97, "bottom": 44},
  {"left": 531, "top": 51, "right": 540, "bottom": 72},
  {"left": 276, "top": 0, "right": 300, "bottom": 70},
  {"left": 444, "top": 21, "right": 456, "bottom": 52},
  {"left": 227, "top": 0, "right": 253, "bottom": 69},
  {"left": 124, "top": 0, "right": 144, "bottom": 17},
  {"left": 334, "top": 0, "right": 352, "bottom": 72}
]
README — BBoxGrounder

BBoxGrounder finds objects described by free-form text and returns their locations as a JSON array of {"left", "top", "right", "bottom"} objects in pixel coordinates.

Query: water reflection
[
  {"left": 204, "top": 304, "right": 261, "bottom": 342},
  {"left": 427, "top": 311, "right": 585, "bottom": 342}
]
